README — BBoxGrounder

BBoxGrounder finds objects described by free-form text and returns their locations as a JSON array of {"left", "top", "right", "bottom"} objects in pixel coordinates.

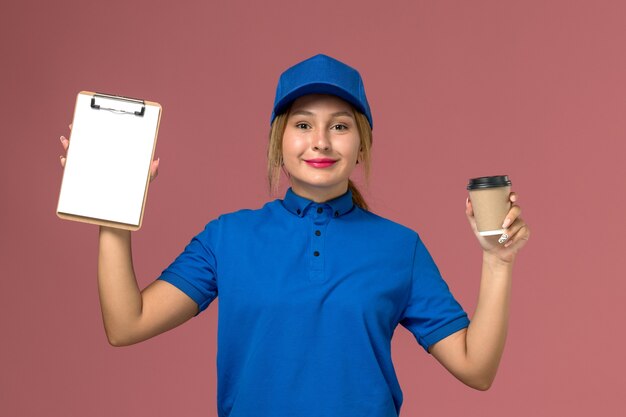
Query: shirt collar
[{"left": 282, "top": 187, "right": 355, "bottom": 218}]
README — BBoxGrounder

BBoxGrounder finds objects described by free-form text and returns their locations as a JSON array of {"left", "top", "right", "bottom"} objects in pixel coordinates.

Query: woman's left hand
[{"left": 465, "top": 192, "right": 530, "bottom": 264}]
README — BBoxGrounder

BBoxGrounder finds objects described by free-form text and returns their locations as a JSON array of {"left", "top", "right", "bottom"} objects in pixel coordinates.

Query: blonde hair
[{"left": 267, "top": 104, "right": 373, "bottom": 210}]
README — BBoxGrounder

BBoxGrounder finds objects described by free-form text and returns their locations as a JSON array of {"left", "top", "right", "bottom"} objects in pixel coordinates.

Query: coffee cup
[{"left": 467, "top": 175, "right": 512, "bottom": 236}]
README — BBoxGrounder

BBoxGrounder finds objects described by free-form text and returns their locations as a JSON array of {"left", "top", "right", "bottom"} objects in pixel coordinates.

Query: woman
[{"left": 59, "top": 54, "right": 530, "bottom": 417}]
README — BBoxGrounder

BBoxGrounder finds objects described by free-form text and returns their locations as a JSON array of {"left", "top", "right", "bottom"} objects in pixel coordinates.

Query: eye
[
  {"left": 295, "top": 122, "right": 310, "bottom": 129},
  {"left": 332, "top": 124, "right": 348, "bottom": 131}
]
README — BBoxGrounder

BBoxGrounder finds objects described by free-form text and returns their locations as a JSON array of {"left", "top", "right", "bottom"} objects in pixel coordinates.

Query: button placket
[{"left": 309, "top": 205, "right": 329, "bottom": 282}]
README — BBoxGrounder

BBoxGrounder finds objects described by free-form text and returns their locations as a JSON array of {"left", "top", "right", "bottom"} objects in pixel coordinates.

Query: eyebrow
[{"left": 289, "top": 110, "right": 355, "bottom": 119}]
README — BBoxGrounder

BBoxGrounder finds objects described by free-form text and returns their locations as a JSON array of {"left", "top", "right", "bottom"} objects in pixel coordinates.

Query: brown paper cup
[{"left": 467, "top": 176, "right": 512, "bottom": 236}]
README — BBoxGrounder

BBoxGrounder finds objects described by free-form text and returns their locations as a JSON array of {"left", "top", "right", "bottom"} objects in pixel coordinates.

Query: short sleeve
[
  {"left": 156, "top": 218, "right": 220, "bottom": 315},
  {"left": 399, "top": 233, "right": 470, "bottom": 353}
]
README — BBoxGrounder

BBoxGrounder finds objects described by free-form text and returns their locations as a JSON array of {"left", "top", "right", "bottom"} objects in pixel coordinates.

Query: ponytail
[{"left": 348, "top": 179, "right": 368, "bottom": 211}]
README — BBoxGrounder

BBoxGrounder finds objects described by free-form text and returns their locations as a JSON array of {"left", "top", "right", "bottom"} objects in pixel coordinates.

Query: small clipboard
[{"left": 57, "top": 91, "right": 162, "bottom": 230}]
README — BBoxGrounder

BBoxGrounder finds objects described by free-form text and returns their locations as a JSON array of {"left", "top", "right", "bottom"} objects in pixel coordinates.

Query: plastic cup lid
[{"left": 467, "top": 175, "right": 512, "bottom": 190}]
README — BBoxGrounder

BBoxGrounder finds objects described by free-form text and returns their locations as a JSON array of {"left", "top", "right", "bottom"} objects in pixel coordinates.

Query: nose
[{"left": 312, "top": 129, "right": 331, "bottom": 152}]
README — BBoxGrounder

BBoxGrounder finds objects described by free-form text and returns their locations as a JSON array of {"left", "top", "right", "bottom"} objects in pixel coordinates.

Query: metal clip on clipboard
[{"left": 90, "top": 92, "right": 146, "bottom": 116}]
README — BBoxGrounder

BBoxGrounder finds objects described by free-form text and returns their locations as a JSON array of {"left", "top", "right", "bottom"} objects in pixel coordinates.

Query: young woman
[{"left": 59, "top": 54, "right": 530, "bottom": 417}]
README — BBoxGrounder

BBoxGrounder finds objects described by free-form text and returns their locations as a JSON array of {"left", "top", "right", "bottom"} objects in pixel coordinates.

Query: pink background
[{"left": 2, "top": 1, "right": 625, "bottom": 416}]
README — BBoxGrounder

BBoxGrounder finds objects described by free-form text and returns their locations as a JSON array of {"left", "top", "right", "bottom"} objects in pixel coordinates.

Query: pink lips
[{"left": 304, "top": 158, "right": 337, "bottom": 168}]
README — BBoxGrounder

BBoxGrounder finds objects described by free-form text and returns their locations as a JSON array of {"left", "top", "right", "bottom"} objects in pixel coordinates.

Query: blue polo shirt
[{"left": 157, "top": 188, "right": 470, "bottom": 417}]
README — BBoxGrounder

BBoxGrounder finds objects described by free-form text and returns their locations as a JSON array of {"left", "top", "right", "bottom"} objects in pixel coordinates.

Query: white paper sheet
[{"left": 57, "top": 92, "right": 161, "bottom": 227}]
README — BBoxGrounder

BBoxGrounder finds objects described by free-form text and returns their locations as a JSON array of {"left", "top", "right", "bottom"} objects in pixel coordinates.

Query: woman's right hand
[{"left": 59, "top": 123, "right": 161, "bottom": 181}]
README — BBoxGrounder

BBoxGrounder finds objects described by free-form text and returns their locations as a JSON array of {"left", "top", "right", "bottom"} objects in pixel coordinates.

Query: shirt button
[
  {"left": 317, "top": 207, "right": 323, "bottom": 214},
  {"left": 315, "top": 230, "right": 321, "bottom": 236},
  {"left": 313, "top": 251, "right": 320, "bottom": 257},
  {"left": 334, "top": 211, "right": 339, "bottom": 217},
  {"left": 296, "top": 209, "right": 301, "bottom": 215}
]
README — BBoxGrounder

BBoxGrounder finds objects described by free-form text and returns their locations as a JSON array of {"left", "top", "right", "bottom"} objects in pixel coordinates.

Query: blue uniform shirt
[{"left": 158, "top": 188, "right": 470, "bottom": 417}]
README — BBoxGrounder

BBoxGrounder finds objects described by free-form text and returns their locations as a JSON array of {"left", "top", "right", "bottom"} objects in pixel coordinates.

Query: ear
[{"left": 357, "top": 147, "right": 364, "bottom": 164}]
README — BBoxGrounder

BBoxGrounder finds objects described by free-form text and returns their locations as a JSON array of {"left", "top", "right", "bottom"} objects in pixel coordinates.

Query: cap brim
[{"left": 273, "top": 82, "right": 367, "bottom": 118}]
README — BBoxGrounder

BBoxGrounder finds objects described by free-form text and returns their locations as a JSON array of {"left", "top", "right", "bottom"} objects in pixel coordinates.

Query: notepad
[{"left": 57, "top": 91, "right": 162, "bottom": 230}]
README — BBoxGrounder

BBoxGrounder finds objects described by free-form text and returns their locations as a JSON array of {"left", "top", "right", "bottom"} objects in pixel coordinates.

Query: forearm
[
  {"left": 97, "top": 226, "right": 143, "bottom": 345},
  {"left": 464, "top": 251, "right": 514, "bottom": 387}
]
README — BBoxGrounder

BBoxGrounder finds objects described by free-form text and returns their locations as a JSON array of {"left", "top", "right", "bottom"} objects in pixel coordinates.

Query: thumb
[
  {"left": 149, "top": 157, "right": 160, "bottom": 180},
  {"left": 465, "top": 197, "right": 474, "bottom": 217}
]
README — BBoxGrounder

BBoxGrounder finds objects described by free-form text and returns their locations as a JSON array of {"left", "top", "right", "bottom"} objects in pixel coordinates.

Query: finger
[
  {"left": 466, "top": 196, "right": 474, "bottom": 217},
  {"left": 60, "top": 136, "right": 69, "bottom": 151},
  {"left": 464, "top": 197, "right": 482, "bottom": 235},
  {"left": 509, "top": 192, "right": 517, "bottom": 203},
  {"left": 60, "top": 155, "right": 66, "bottom": 168},
  {"left": 149, "top": 158, "right": 160, "bottom": 181},
  {"left": 501, "top": 217, "right": 526, "bottom": 243},
  {"left": 501, "top": 205, "right": 522, "bottom": 229},
  {"left": 504, "top": 222, "right": 530, "bottom": 247}
]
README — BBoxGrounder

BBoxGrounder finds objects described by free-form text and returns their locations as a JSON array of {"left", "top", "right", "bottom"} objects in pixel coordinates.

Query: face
[{"left": 282, "top": 94, "right": 362, "bottom": 202}]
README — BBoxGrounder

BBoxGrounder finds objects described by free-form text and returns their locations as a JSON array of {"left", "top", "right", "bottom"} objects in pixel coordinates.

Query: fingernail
[
  {"left": 498, "top": 233, "right": 509, "bottom": 244},
  {"left": 502, "top": 218, "right": 511, "bottom": 229},
  {"left": 60, "top": 136, "right": 65, "bottom": 142},
  {"left": 466, "top": 197, "right": 469, "bottom": 206}
]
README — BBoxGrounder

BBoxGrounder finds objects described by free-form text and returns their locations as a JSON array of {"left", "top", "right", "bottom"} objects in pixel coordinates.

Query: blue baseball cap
[{"left": 270, "top": 54, "right": 373, "bottom": 129}]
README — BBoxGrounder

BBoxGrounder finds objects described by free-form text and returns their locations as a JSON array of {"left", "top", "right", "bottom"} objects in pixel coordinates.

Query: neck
[{"left": 290, "top": 181, "right": 349, "bottom": 203}]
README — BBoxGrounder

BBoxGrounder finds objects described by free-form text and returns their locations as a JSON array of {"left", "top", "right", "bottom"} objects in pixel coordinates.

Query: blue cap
[{"left": 270, "top": 54, "right": 373, "bottom": 129}]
